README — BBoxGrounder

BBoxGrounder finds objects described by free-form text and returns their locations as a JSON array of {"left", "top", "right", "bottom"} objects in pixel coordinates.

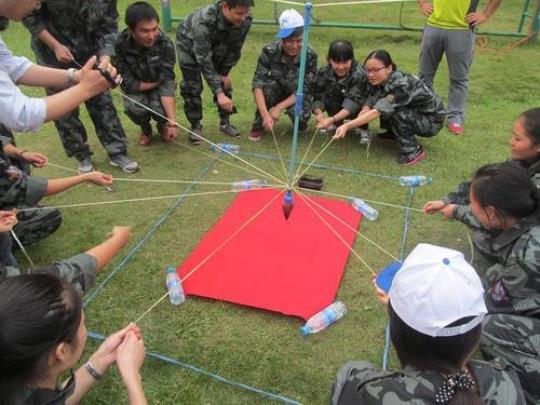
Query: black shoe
[
  {"left": 299, "top": 121, "right": 309, "bottom": 133},
  {"left": 377, "top": 131, "right": 396, "bottom": 141},
  {"left": 190, "top": 124, "right": 203, "bottom": 145},
  {"left": 219, "top": 122, "right": 240, "bottom": 138}
]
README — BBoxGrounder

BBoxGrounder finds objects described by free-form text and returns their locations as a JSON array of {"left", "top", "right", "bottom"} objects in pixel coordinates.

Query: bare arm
[
  {"left": 465, "top": 0, "right": 502, "bottom": 26},
  {"left": 138, "top": 82, "right": 159, "bottom": 92},
  {"left": 253, "top": 87, "right": 274, "bottom": 130},
  {"left": 45, "top": 172, "right": 113, "bottom": 196},
  {"left": 85, "top": 226, "right": 131, "bottom": 271},
  {"left": 334, "top": 108, "right": 381, "bottom": 139}
]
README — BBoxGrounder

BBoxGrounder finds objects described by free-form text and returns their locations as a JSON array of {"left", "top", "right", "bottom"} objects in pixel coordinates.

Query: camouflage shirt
[
  {"left": 22, "top": 0, "right": 119, "bottom": 57},
  {"left": 114, "top": 29, "right": 176, "bottom": 97},
  {"left": 312, "top": 62, "right": 369, "bottom": 114},
  {"left": 175, "top": 2, "right": 252, "bottom": 95},
  {"left": 365, "top": 70, "right": 445, "bottom": 120},
  {"left": 454, "top": 206, "right": 540, "bottom": 317},
  {"left": 443, "top": 158, "right": 540, "bottom": 205},
  {"left": 331, "top": 359, "right": 525, "bottom": 404},
  {"left": 252, "top": 41, "right": 318, "bottom": 96}
]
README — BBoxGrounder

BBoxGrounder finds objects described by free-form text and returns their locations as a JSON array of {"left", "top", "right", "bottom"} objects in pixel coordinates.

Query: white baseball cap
[
  {"left": 388, "top": 243, "right": 487, "bottom": 337},
  {"left": 276, "top": 9, "right": 304, "bottom": 39}
]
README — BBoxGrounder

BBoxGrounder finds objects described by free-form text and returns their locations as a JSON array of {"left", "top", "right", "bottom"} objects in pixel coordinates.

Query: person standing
[
  {"left": 175, "top": 0, "right": 253, "bottom": 144},
  {"left": 417, "top": 0, "right": 502, "bottom": 135}
]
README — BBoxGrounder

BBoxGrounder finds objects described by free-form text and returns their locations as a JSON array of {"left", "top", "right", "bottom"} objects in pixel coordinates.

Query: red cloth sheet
[{"left": 177, "top": 188, "right": 361, "bottom": 320}]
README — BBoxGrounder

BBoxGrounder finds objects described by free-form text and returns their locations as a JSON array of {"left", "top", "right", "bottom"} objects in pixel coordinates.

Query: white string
[
  {"left": 113, "top": 177, "right": 271, "bottom": 187},
  {"left": 293, "top": 128, "right": 320, "bottom": 183},
  {"left": 293, "top": 136, "right": 336, "bottom": 186},
  {"left": 313, "top": 0, "right": 417, "bottom": 7},
  {"left": 10, "top": 230, "right": 35, "bottom": 271},
  {"left": 46, "top": 162, "right": 79, "bottom": 173},
  {"left": 269, "top": 128, "right": 290, "bottom": 185}
]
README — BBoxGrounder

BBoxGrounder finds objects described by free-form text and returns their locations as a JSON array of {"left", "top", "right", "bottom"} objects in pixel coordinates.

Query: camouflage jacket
[
  {"left": 454, "top": 206, "right": 540, "bottom": 317},
  {"left": 252, "top": 41, "right": 318, "bottom": 96},
  {"left": 22, "top": 0, "right": 119, "bottom": 57},
  {"left": 443, "top": 158, "right": 540, "bottom": 205},
  {"left": 312, "top": 62, "right": 369, "bottom": 114},
  {"left": 175, "top": 2, "right": 252, "bottom": 95},
  {"left": 114, "top": 29, "right": 176, "bottom": 97},
  {"left": 331, "top": 359, "right": 525, "bottom": 404},
  {"left": 365, "top": 70, "right": 445, "bottom": 120}
]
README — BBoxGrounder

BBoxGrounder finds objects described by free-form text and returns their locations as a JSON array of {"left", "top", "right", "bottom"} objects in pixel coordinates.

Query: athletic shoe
[
  {"left": 448, "top": 122, "right": 464, "bottom": 135},
  {"left": 77, "top": 157, "right": 94, "bottom": 174},
  {"left": 109, "top": 154, "right": 139, "bottom": 174},
  {"left": 398, "top": 147, "right": 426, "bottom": 166},
  {"left": 248, "top": 126, "right": 264, "bottom": 142},
  {"left": 355, "top": 128, "right": 371, "bottom": 144},
  {"left": 189, "top": 125, "right": 203, "bottom": 145},
  {"left": 219, "top": 123, "right": 240, "bottom": 138}
]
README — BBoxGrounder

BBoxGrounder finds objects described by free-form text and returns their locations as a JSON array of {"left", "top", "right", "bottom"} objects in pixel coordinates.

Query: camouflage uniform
[
  {"left": 251, "top": 41, "right": 318, "bottom": 129},
  {"left": 453, "top": 206, "right": 540, "bottom": 403},
  {"left": 312, "top": 62, "right": 368, "bottom": 118},
  {"left": 330, "top": 359, "right": 525, "bottom": 404},
  {"left": 0, "top": 140, "right": 61, "bottom": 246},
  {"left": 175, "top": 3, "right": 252, "bottom": 126},
  {"left": 365, "top": 70, "right": 445, "bottom": 155},
  {"left": 0, "top": 251, "right": 98, "bottom": 296},
  {"left": 22, "top": 0, "right": 128, "bottom": 161},
  {"left": 114, "top": 29, "right": 176, "bottom": 135}
]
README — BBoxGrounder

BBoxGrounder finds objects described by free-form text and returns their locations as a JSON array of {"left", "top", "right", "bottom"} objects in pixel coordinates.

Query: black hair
[
  {"left": 223, "top": 0, "right": 255, "bottom": 8},
  {"left": 363, "top": 49, "right": 397, "bottom": 71},
  {"left": 471, "top": 161, "right": 540, "bottom": 222},
  {"left": 388, "top": 305, "right": 483, "bottom": 405},
  {"left": 327, "top": 39, "right": 354, "bottom": 63},
  {"left": 519, "top": 107, "right": 540, "bottom": 145},
  {"left": 0, "top": 274, "right": 82, "bottom": 403},
  {"left": 125, "top": 1, "right": 159, "bottom": 29}
]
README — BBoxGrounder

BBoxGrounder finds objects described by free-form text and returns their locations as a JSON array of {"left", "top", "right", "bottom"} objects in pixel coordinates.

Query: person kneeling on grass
[
  {"left": 331, "top": 243, "right": 525, "bottom": 404},
  {"left": 312, "top": 39, "right": 370, "bottom": 143},
  {"left": 334, "top": 49, "right": 445, "bottom": 166},
  {"left": 249, "top": 9, "right": 318, "bottom": 142},
  {"left": 0, "top": 273, "right": 147, "bottom": 404}
]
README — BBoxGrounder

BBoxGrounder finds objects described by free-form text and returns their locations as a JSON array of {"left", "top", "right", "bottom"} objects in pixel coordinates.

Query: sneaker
[
  {"left": 398, "top": 147, "right": 426, "bottom": 166},
  {"left": 248, "top": 126, "right": 264, "bottom": 142},
  {"left": 377, "top": 131, "right": 396, "bottom": 141},
  {"left": 138, "top": 133, "right": 152, "bottom": 146},
  {"left": 319, "top": 124, "right": 337, "bottom": 135},
  {"left": 355, "top": 128, "right": 371, "bottom": 144},
  {"left": 109, "top": 154, "right": 139, "bottom": 174},
  {"left": 77, "top": 157, "right": 94, "bottom": 174},
  {"left": 448, "top": 122, "right": 464, "bottom": 135},
  {"left": 189, "top": 125, "right": 203, "bottom": 145},
  {"left": 219, "top": 123, "right": 240, "bottom": 138},
  {"left": 299, "top": 121, "right": 309, "bottom": 134}
]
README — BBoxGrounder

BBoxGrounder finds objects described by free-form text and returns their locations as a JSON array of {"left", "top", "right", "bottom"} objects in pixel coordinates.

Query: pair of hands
[
  {"left": 419, "top": 2, "right": 490, "bottom": 26},
  {"left": 69, "top": 55, "right": 121, "bottom": 95},
  {"left": 315, "top": 113, "right": 336, "bottom": 130},
  {"left": 422, "top": 200, "right": 457, "bottom": 219},
  {"left": 89, "top": 323, "right": 146, "bottom": 385},
  {"left": 217, "top": 75, "right": 234, "bottom": 112},
  {"left": 262, "top": 105, "right": 286, "bottom": 131},
  {"left": 19, "top": 150, "right": 48, "bottom": 167},
  {"left": 0, "top": 210, "right": 18, "bottom": 233}
]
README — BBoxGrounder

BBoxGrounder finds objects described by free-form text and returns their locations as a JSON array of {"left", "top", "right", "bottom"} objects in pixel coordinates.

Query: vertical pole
[
  {"left": 161, "top": 0, "right": 172, "bottom": 31},
  {"left": 287, "top": 3, "right": 313, "bottom": 187},
  {"left": 531, "top": 0, "right": 540, "bottom": 42}
]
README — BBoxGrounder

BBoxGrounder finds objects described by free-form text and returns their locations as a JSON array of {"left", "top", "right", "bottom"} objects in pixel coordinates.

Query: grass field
[{"left": 3, "top": 0, "right": 540, "bottom": 403}]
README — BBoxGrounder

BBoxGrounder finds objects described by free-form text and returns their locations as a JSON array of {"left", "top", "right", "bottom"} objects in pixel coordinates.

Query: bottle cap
[
  {"left": 300, "top": 325, "right": 310, "bottom": 336},
  {"left": 166, "top": 266, "right": 176, "bottom": 273}
]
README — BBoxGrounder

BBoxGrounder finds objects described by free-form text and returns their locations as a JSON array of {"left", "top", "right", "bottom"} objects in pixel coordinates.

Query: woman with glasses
[{"left": 334, "top": 49, "right": 445, "bottom": 166}]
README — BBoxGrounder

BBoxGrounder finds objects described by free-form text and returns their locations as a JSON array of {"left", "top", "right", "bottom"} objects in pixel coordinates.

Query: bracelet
[
  {"left": 66, "top": 68, "right": 77, "bottom": 85},
  {"left": 84, "top": 361, "right": 102, "bottom": 380}
]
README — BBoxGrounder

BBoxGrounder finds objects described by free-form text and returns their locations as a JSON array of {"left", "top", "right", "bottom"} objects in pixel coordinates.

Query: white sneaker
[{"left": 77, "top": 157, "right": 94, "bottom": 174}]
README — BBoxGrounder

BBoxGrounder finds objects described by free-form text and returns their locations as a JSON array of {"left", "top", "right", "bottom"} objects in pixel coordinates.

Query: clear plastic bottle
[
  {"left": 166, "top": 267, "right": 185, "bottom": 305},
  {"left": 399, "top": 175, "right": 432, "bottom": 187},
  {"left": 349, "top": 197, "right": 379, "bottom": 221},
  {"left": 300, "top": 301, "right": 347, "bottom": 336},
  {"left": 231, "top": 179, "right": 267, "bottom": 191},
  {"left": 211, "top": 143, "right": 240, "bottom": 154}
]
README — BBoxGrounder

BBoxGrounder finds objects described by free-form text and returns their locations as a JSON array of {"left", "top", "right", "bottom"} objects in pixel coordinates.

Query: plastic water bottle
[
  {"left": 166, "top": 267, "right": 185, "bottom": 305},
  {"left": 231, "top": 179, "right": 267, "bottom": 191},
  {"left": 349, "top": 197, "right": 379, "bottom": 221},
  {"left": 211, "top": 143, "right": 240, "bottom": 154},
  {"left": 399, "top": 175, "right": 432, "bottom": 187},
  {"left": 300, "top": 301, "right": 347, "bottom": 336}
]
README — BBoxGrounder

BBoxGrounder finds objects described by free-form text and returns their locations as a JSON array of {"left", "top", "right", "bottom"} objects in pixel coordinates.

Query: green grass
[{"left": 3, "top": 0, "right": 540, "bottom": 403}]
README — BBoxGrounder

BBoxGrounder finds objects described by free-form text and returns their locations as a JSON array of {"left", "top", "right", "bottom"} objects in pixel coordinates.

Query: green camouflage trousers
[
  {"left": 252, "top": 82, "right": 312, "bottom": 130},
  {"left": 177, "top": 47, "right": 235, "bottom": 126},
  {"left": 123, "top": 90, "right": 167, "bottom": 135},
  {"left": 13, "top": 208, "right": 62, "bottom": 246},
  {"left": 481, "top": 314, "right": 540, "bottom": 404},
  {"left": 385, "top": 109, "right": 444, "bottom": 154}
]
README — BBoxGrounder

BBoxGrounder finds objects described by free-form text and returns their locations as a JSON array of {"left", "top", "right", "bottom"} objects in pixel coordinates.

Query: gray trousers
[{"left": 419, "top": 26, "right": 474, "bottom": 126}]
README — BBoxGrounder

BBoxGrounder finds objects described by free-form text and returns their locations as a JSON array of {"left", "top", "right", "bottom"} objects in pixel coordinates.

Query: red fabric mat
[{"left": 177, "top": 188, "right": 361, "bottom": 320}]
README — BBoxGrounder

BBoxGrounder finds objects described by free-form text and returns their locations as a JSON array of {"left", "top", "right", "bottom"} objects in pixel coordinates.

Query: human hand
[
  {"left": 439, "top": 204, "right": 456, "bottom": 219},
  {"left": 22, "top": 151, "right": 48, "bottom": 167},
  {"left": 0, "top": 210, "right": 18, "bottom": 233},
  {"left": 216, "top": 92, "right": 233, "bottom": 112},
  {"left": 161, "top": 125, "right": 178, "bottom": 143},
  {"left": 315, "top": 113, "right": 325, "bottom": 124},
  {"left": 333, "top": 123, "right": 350, "bottom": 139},
  {"left": 372, "top": 278, "right": 389, "bottom": 305},
  {"left": 262, "top": 113, "right": 274, "bottom": 130},
  {"left": 83, "top": 171, "right": 113, "bottom": 186},
  {"left": 53, "top": 44, "right": 74, "bottom": 63},
  {"left": 116, "top": 330, "right": 146, "bottom": 385},
  {"left": 465, "top": 12, "right": 489, "bottom": 27},
  {"left": 419, "top": 2, "right": 433, "bottom": 16},
  {"left": 220, "top": 75, "right": 232, "bottom": 90},
  {"left": 269, "top": 106, "right": 281, "bottom": 122},
  {"left": 108, "top": 226, "right": 132, "bottom": 247},
  {"left": 316, "top": 117, "right": 335, "bottom": 130},
  {"left": 98, "top": 55, "right": 111, "bottom": 68},
  {"left": 90, "top": 323, "right": 139, "bottom": 374},
  {"left": 78, "top": 56, "right": 121, "bottom": 95},
  {"left": 423, "top": 200, "right": 446, "bottom": 214}
]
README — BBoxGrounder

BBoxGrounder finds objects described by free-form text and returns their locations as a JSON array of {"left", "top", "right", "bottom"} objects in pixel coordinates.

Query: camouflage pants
[
  {"left": 386, "top": 110, "right": 444, "bottom": 154},
  {"left": 123, "top": 90, "right": 167, "bottom": 135},
  {"left": 12, "top": 208, "right": 62, "bottom": 246},
  {"left": 0, "top": 231, "right": 17, "bottom": 267},
  {"left": 324, "top": 98, "right": 361, "bottom": 119},
  {"left": 0, "top": 124, "right": 31, "bottom": 175},
  {"left": 480, "top": 314, "right": 540, "bottom": 404},
  {"left": 31, "top": 43, "right": 128, "bottom": 160},
  {"left": 252, "top": 82, "right": 312, "bottom": 130},
  {"left": 177, "top": 48, "right": 234, "bottom": 126}
]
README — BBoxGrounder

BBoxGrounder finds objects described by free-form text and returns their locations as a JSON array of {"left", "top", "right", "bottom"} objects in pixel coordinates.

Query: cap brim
[{"left": 276, "top": 27, "right": 296, "bottom": 39}]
